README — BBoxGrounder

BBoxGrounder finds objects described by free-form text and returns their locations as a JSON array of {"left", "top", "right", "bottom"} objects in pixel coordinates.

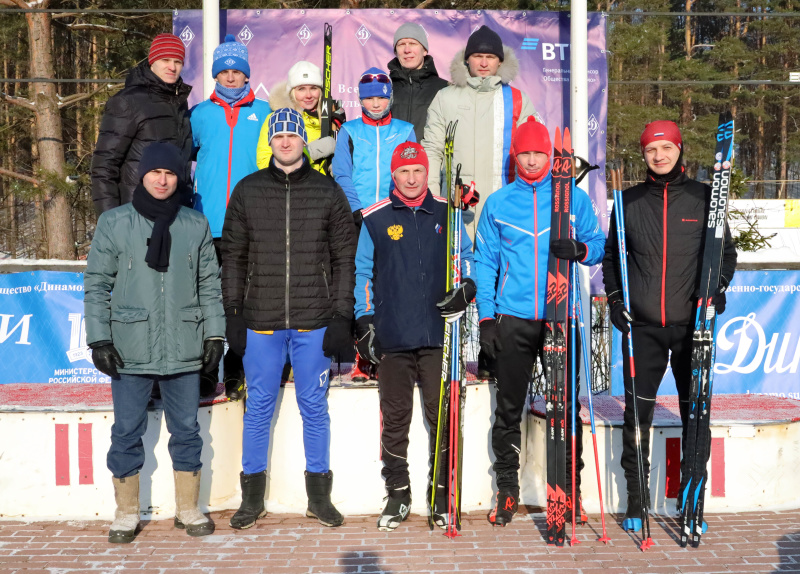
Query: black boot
[
  {"left": 487, "top": 488, "right": 519, "bottom": 526},
  {"left": 377, "top": 485, "right": 411, "bottom": 531},
  {"left": 230, "top": 471, "right": 267, "bottom": 529},
  {"left": 305, "top": 471, "right": 344, "bottom": 527},
  {"left": 565, "top": 494, "right": 588, "bottom": 524},
  {"left": 199, "top": 368, "right": 218, "bottom": 398}
]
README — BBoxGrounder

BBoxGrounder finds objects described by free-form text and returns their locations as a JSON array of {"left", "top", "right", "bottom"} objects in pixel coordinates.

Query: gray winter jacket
[
  {"left": 421, "top": 47, "right": 541, "bottom": 237},
  {"left": 84, "top": 203, "right": 225, "bottom": 375}
]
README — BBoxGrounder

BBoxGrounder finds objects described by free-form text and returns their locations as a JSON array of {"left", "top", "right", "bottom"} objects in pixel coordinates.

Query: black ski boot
[
  {"left": 487, "top": 488, "right": 519, "bottom": 526},
  {"left": 377, "top": 485, "right": 411, "bottom": 531},
  {"left": 305, "top": 471, "right": 344, "bottom": 527},
  {"left": 230, "top": 471, "right": 267, "bottom": 529},
  {"left": 430, "top": 486, "right": 449, "bottom": 530}
]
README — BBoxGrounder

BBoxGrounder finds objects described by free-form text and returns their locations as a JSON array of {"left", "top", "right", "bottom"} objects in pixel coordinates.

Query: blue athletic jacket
[
  {"left": 474, "top": 171, "right": 605, "bottom": 322},
  {"left": 355, "top": 191, "right": 474, "bottom": 352},
  {"left": 190, "top": 91, "right": 271, "bottom": 237},
  {"left": 331, "top": 115, "right": 415, "bottom": 212}
]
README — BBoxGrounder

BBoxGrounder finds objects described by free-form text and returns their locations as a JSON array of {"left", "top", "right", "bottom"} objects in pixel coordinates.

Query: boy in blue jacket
[
  {"left": 332, "top": 67, "right": 416, "bottom": 221},
  {"left": 475, "top": 118, "right": 605, "bottom": 526},
  {"left": 189, "top": 35, "right": 271, "bottom": 398},
  {"left": 354, "top": 142, "right": 475, "bottom": 531}
]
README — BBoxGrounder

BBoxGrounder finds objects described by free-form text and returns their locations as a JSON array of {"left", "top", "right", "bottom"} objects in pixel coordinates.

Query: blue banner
[
  {"left": 0, "top": 271, "right": 110, "bottom": 384},
  {"left": 610, "top": 270, "right": 800, "bottom": 398}
]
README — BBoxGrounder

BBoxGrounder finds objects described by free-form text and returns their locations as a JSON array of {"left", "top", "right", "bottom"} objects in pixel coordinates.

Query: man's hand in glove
[
  {"left": 479, "top": 318, "right": 503, "bottom": 360},
  {"left": 225, "top": 308, "right": 247, "bottom": 356},
  {"left": 436, "top": 278, "right": 477, "bottom": 323},
  {"left": 332, "top": 100, "right": 346, "bottom": 131},
  {"left": 202, "top": 338, "right": 224, "bottom": 373},
  {"left": 549, "top": 238, "right": 587, "bottom": 261},
  {"left": 713, "top": 276, "right": 729, "bottom": 315},
  {"left": 355, "top": 315, "right": 381, "bottom": 365},
  {"left": 91, "top": 341, "right": 124, "bottom": 378},
  {"left": 322, "top": 314, "right": 353, "bottom": 359},
  {"left": 307, "top": 136, "right": 337, "bottom": 161},
  {"left": 609, "top": 300, "right": 633, "bottom": 334}
]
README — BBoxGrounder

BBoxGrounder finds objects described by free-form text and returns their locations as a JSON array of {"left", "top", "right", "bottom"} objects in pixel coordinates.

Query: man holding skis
[
  {"left": 354, "top": 142, "right": 476, "bottom": 531},
  {"left": 475, "top": 117, "right": 605, "bottom": 526},
  {"left": 602, "top": 120, "right": 737, "bottom": 533}
]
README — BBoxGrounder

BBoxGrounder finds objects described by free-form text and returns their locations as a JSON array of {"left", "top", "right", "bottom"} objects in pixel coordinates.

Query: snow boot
[
  {"left": 173, "top": 470, "right": 214, "bottom": 537},
  {"left": 377, "top": 485, "right": 411, "bottom": 531},
  {"left": 566, "top": 494, "right": 588, "bottom": 525},
  {"left": 224, "top": 373, "right": 246, "bottom": 401},
  {"left": 487, "top": 488, "right": 519, "bottom": 526},
  {"left": 230, "top": 471, "right": 267, "bottom": 529},
  {"left": 622, "top": 490, "right": 653, "bottom": 532},
  {"left": 305, "top": 471, "right": 344, "bottom": 527},
  {"left": 109, "top": 475, "right": 140, "bottom": 543},
  {"left": 199, "top": 370, "right": 218, "bottom": 397},
  {"left": 430, "top": 486, "right": 449, "bottom": 530}
]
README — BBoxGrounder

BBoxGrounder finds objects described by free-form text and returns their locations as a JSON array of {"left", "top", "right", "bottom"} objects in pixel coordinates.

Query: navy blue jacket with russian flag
[{"left": 355, "top": 190, "right": 474, "bottom": 353}]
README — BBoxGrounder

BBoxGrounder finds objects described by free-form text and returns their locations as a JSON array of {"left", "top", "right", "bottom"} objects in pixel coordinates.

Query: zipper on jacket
[
  {"left": 244, "top": 261, "right": 254, "bottom": 300},
  {"left": 501, "top": 262, "right": 510, "bottom": 295},
  {"left": 533, "top": 187, "right": 539, "bottom": 319},
  {"left": 661, "top": 182, "right": 669, "bottom": 327},
  {"left": 375, "top": 124, "right": 381, "bottom": 204},
  {"left": 321, "top": 263, "right": 330, "bottom": 300},
  {"left": 413, "top": 211, "right": 430, "bottom": 346},
  {"left": 285, "top": 175, "right": 291, "bottom": 329}
]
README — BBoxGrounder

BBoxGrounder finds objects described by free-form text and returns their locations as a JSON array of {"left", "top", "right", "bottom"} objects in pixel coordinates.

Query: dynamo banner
[
  {"left": 610, "top": 270, "right": 800, "bottom": 398},
  {"left": 172, "top": 9, "right": 609, "bottom": 292},
  {"left": 0, "top": 271, "right": 110, "bottom": 385}
]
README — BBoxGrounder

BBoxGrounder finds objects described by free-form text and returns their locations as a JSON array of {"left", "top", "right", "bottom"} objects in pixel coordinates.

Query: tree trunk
[{"left": 25, "top": 11, "right": 75, "bottom": 259}]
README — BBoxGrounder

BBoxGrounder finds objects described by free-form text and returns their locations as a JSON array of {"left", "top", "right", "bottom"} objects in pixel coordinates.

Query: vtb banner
[
  {"left": 610, "top": 270, "right": 800, "bottom": 398},
  {"left": 172, "top": 9, "right": 609, "bottom": 291}
]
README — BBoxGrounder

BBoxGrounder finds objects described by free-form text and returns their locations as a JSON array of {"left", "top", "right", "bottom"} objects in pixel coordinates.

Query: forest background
[{"left": 0, "top": 0, "right": 798, "bottom": 260}]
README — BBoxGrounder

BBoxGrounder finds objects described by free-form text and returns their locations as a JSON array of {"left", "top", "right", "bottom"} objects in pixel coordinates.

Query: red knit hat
[
  {"left": 148, "top": 34, "right": 185, "bottom": 65},
  {"left": 512, "top": 116, "right": 552, "bottom": 157},
  {"left": 391, "top": 142, "right": 429, "bottom": 174},
  {"left": 640, "top": 120, "right": 682, "bottom": 150}
]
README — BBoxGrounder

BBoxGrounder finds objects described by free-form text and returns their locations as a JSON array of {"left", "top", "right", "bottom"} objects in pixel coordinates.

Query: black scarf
[{"left": 132, "top": 183, "right": 181, "bottom": 272}]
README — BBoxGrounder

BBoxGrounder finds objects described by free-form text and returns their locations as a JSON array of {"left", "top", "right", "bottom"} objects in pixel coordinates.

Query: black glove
[
  {"left": 225, "top": 308, "right": 247, "bottom": 356},
  {"left": 609, "top": 300, "right": 632, "bottom": 334},
  {"left": 91, "top": 341, "right": 124, "bottom": 378},
  {"left": 353, "top": 209, "right": 363, "bottom": 230},
  {"left": 479, "top": 318, "right": 503, "bottom": 360},
  {"left": 322, "top": 314, "right": 353, "bottom": 359},
  {"left": 332, "top": 101, "right": 347, "bottom": 131},
  {"left": 713, "top": 276, "right": 729, "bottom": 315},
  {"left": 202, "top": 339, "right": 224, "bottom": 373},
  {"left": 355, "top": 315, "right": 381, "bottom": 365},
  {"left": 549, "top": 238, "right": 588, "bottom": 261},
  {"left": 436, "top": 278, "right": 477, "bottom": 320}
]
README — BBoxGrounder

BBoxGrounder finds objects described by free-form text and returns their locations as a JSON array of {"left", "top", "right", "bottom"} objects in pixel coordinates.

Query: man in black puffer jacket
[
  {"left": 91, "top": 34, "right": 193, "bottom": 214},
  {"left": 221, "top": 108, "right": 356, "bottom": 531},
  {"left": 602, "top": 120, "right": 737, "bottom": 534},
  {"left": 387, "top": 23, "right": 448, "bottom": 143}
]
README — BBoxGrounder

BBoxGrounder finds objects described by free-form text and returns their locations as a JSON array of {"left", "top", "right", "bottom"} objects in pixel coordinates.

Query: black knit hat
[
  {"left": 465, "top": 25, "right": 504, "bottom": 62},
  {"left": 137, "top": 142, "right": 185, "bottom": 183}
]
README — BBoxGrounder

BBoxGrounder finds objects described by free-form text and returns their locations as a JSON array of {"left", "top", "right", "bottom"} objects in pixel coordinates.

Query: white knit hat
[{"left": 287, "top": 61, "right": 323, "bottom": 90}]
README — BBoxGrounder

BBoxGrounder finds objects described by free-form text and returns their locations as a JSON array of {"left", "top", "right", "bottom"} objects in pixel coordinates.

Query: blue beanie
[
  {"left": 268, "top": 108, "right": 308, "bottom": 144},
  {"left": 212, "top": 34, "right": 250, "bottom": 79},
  {"left": 358, "top": 67, "right": 392, "bottom": 99},
  {"left": 137, "top": 142, "right": 185, "bottom": 183}
]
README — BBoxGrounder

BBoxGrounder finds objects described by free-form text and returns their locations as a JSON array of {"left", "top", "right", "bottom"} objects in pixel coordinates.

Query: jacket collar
[
  {"left": 388, "top": 55, "right": 441, "bottom": 83},
  {"left": 391, "top": 189, "right": 435, "bottom": 213},
  {"left": 210, "top": 88, "right": 255, "bottom": 110},
  {"left": 267, "top": 155, "right": 312, "bottom": 182},
  {"left": 362, "top": 113, "right": 392, "bottom": 127},
  {"left": 127, "top": 61, "right": 192, "bottom": 101},
  {"left": 514, "top": 169, "right": 552, "bottom": 192}
]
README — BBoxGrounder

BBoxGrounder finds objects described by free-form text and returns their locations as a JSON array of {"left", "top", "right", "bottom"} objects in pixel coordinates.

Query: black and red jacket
[{"left": 602, "top": 171, "right": 737, "bottom": 327}]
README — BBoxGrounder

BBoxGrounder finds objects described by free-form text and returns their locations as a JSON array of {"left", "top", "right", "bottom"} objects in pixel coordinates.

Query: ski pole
[
  {"left": 612, "top": 167, "right": 653, "bottom": 551},
  {"left": 569, "top": 227, "right": 580, "bottom": 547}
]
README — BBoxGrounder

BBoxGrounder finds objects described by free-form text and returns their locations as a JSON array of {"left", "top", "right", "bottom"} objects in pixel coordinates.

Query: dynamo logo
[{"left": 521, "top": 38, "right": 539, "bottom": 51}]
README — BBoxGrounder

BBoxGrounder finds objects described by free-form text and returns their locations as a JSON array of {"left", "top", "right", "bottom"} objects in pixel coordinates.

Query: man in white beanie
[{"left": 387, "top": 22, "right": 448, "bottom": 142}]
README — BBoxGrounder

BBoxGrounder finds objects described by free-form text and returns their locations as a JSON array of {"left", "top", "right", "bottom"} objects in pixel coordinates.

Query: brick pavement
[{"left": 1, "top": 508, "right": 798, "bottom": 574}]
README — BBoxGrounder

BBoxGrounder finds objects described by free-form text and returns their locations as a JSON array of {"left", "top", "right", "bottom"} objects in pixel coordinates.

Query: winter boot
[
  {"left": 377, "top": 485, "right": 411, "bottom": 531},
  {"left": 173, "top": 470, "right": 215, "bottom": 537},
  {"left": 565, "top": 494, "right": 588, "bottom": 525},
  {"left": 622, "top": 490, "right": 652, "bottom": 533},
  {"left": 487, "top": 488, "right": 519, "bottom": 526},
  {"left": 224, "top": 373, "right": 246, "bottom": 401},
  {"left": 230, "top": 471, "right": 267, "bottom": 529},
  {"left": 305, "top": 471, "right": 344, "bottom": 527},
  {"left": 199, "top": 370, "right": 219, "bottom": 398},
  {"left": 109, "top": 475, "right": 140, "bottom": 543},
  {"left": 430, "top": 486, "right": 450, "bottom": 530}
]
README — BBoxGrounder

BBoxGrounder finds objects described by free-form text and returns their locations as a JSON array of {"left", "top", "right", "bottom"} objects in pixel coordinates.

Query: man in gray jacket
[{"left": 84, "top": 142, "right": 225, "bottom": 544}]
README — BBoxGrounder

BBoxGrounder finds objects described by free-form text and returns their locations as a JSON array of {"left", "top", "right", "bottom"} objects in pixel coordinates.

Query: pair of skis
[
  {"left": 680, "top": 111, "right": 734, "bottom": 548},
  {"left": 430, "top": 121, "right": 466, "bottom": 538}
]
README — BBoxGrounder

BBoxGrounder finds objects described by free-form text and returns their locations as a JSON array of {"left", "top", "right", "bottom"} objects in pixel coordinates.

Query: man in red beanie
[
  {"left": 354, "top": 141, "right": 475, "bottom": 531},
  {"left": 474, "top": 117, "right": 606, "bottom": 526},
  {"left": 602, "top": 120, "right": 737, "bottom": 533},
  {"left": 92, "top": 33, "right": 193, "bottom": 216}
]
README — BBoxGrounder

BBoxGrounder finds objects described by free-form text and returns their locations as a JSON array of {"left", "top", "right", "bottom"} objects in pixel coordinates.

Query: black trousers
[
  {"left": 492, "top": 315, "right": 584, "bottom": 493},
  {"left": 621, "top": 323, "right": 693, "bottom": 491},
  {"left": 208, "top": 238, "right": 244, "bottom": 381},
  {"left": 378, "top": 347, "right": 445, "bottom": 490}
]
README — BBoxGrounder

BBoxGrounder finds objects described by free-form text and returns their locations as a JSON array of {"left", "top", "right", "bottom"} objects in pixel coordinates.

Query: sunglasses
[{"left": 359, "top": 73, "right": 391, "bottom": 84}]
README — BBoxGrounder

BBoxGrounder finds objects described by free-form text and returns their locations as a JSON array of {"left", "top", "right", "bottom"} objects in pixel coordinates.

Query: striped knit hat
[
  {"left": 268, "top": 108, "right": 307, "bottom": 144},
  {"left": 148, "top": 33, "right": 185, "bottom": 65}
]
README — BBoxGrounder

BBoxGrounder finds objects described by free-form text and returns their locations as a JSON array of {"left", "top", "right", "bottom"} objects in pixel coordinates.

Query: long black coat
[
  {"left": 91, "top": 61, "right": 193, "bottom": 214},
  {"left": 602, "top": 171, "right": 737, "bottom": 326},
  {"left": 388, "top": 55, "right": 448, "bottom": 143},
  {"left": 220, "top": 158, "right": 357, "bottom": 331}
]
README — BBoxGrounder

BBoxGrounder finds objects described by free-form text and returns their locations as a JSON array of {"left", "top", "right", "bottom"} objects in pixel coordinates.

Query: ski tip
[
  {"left": 563, "top": 127, "right": 572, "bottom": 154},
  {"left": 554, "top": 127, "right": 562, "bottom": 154}
]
